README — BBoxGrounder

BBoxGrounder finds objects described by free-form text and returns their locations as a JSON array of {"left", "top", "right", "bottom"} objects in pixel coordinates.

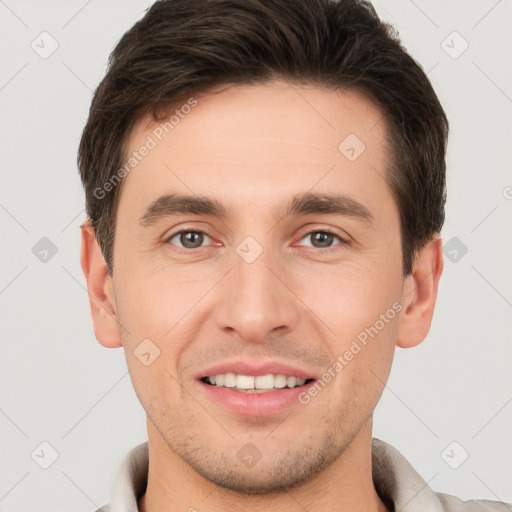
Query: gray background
[{"left": 1, "top": 0, "right": 511, "bottom": 510}]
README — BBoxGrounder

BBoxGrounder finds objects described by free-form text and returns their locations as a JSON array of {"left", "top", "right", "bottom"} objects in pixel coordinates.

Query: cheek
[
  {"left": 116, "top": 267, "right": 207, "bottom": 338},
  {"left": 297, "top": 258, "right": 402, "bottom": 335},
  {"left": 114, "top": 270, "right": 211, "bottom": 397},
  {"left": 321, "top": 315, "right": 398, "bottom": 426},
  {"left": 296, "top": 259, "right": 401, "bottom": 401}
]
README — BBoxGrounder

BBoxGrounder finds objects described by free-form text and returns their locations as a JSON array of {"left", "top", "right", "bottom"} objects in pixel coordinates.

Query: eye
[
  {"left": 165, "top": 228, "right": 347, "bottom": 252},
  {"left": 299, "top": 229, "right": 346, "bottom": 249},
  {"left": 166, "top": 230, "right": 212, "bottom": 249}
]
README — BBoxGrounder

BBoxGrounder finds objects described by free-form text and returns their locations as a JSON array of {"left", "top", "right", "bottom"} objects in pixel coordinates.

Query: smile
[{"left": 201, "top": 373, "right": 314, "bottom": 392}]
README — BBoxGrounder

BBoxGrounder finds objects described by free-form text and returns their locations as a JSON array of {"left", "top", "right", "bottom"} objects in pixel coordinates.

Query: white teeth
[
  {"left": 286, "top": 376, "right": 297, "bottom": 388},
  {"left": 236, "top": 375, "right": 254, "bottom": 389},
  {"left": 254, "top": 374, "right": 274, "bottom": 389},
  {"left": 224, "top": 373, "right": 236, "bottom": 388},
  {"left": 206, "top": 373, "right": 309, "bottom": 391},
  {"left": 274, "top": 375, "right": 287, "bottom": 388}
]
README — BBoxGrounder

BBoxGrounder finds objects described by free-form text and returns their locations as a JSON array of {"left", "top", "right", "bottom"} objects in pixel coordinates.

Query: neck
[{"left": 138, "top": 417, "right": 388, "bottom": 512}]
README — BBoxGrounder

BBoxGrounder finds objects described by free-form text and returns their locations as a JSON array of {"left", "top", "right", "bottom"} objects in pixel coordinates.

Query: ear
[
  {"left": 80, "top": 220, "right": 122, "bottom": 348},
  {"left": 396, "top": 235, "right": 444, "bottom": 348}
]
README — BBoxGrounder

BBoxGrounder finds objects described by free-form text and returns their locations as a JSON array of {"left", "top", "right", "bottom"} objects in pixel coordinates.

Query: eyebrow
[
  {"left": 139, "top": 194, "right": 229, "bottom": 226},
  {"left": 138, "top": 192, "right": 373, "bottom": 227}
]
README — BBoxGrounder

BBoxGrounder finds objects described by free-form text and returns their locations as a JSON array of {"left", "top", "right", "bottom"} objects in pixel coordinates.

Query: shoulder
[
  {"left": 436, "top": 492, "right": 511, "bottom": 512},
  {"left": 371, "top": 438, "right": 510, "bottom": 512}
]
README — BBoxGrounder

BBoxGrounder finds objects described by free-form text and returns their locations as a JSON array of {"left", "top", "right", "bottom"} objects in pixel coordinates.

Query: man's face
[{"left": 111, "top": 82, "right": 405, "bottom": 492}]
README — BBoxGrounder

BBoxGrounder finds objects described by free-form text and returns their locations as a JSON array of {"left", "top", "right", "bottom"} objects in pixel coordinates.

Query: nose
[{"left": 213, "top": 246, "right": 301, "bottom": 344}]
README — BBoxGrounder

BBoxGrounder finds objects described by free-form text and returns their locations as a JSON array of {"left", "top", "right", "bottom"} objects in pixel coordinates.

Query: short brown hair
[{"left": 78, "top": 0, "right": 448, "bottom": 276}]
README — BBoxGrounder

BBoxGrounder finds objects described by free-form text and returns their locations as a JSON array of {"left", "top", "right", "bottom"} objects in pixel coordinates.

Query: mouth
[
  {"left": 200, "top": 373, "right": 315, "bottom": 393},
  {"left": 195, "top": 362, "right": 318, "bottom": 416}
]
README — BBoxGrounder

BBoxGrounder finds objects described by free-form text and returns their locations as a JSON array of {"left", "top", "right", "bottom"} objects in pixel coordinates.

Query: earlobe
[
  {"left": 396, "top": 236, "right": 444, "bottom": 349},
  {"left": 80, "top": 220, "right": 122, "bottom": 349}
]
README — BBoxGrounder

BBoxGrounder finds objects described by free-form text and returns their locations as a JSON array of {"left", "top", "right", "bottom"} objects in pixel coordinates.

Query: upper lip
[{"left": 195, "top": 359, "right": 318, "bottom": 381}]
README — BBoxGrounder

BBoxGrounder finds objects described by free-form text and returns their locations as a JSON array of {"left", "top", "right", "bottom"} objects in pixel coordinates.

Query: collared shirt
[{"left": 96, "top": 438, "right": 510, "bottom": 512}]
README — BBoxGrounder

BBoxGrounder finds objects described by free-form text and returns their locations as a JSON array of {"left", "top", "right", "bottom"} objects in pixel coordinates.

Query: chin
[{"left": 173, "top": 431, "right": 344, "bottom": 495}]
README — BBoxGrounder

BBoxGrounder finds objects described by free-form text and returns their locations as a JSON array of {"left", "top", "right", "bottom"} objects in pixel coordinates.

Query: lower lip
[{"left": 198, "top": 381, "right": 314, "bottom": 416}]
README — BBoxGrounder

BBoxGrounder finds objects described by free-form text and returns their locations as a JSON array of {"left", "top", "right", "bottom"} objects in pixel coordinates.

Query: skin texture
[{"left": 80, "top": 81, "right": 443, "bottom": 512}]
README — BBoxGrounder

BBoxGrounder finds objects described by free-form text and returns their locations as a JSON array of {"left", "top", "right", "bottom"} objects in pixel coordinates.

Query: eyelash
[{"left": 164, "top": 228, "right": 348, "bottom": 252}]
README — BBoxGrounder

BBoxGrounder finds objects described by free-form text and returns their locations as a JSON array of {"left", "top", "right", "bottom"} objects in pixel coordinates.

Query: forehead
[
  {"left": 134, "top": 81, "right": 387, "bottom": 154},
  {"left": 118, "top": 82, "right": 392, "bottom": 220}
]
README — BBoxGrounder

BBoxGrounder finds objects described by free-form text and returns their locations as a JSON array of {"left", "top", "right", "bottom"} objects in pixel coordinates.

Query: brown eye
[{"left": 300, "top": 230, "right": 344, "bottom": 249}]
